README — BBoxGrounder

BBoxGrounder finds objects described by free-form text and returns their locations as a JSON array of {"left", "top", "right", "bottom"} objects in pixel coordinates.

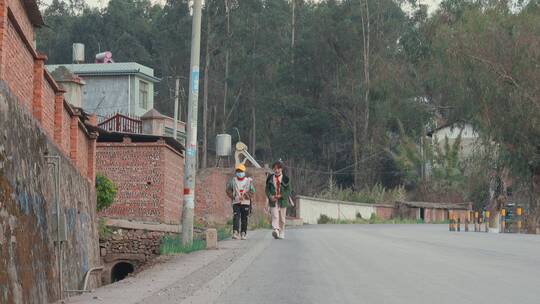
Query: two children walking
[{"left": 226, "top": 161, "right": 292, "bottom": 240}]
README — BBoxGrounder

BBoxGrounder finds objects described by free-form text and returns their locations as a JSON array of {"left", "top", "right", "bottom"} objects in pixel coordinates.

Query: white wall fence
[{"left": 297, "top": 196, "right": 376, "bottom": 224}]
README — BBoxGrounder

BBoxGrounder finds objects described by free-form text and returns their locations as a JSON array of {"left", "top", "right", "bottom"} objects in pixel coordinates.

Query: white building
[{"left": 47, "top": 62, "right": 160, "bottom": 117}]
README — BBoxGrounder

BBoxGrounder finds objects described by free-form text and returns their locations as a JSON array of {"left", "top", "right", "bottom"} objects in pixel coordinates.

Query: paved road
[
  {"left": 219, "top": 225, "right": 540, "bottom": 304},
  {"left": 64, "top": 225, "right": 540, "bottom": 304}
]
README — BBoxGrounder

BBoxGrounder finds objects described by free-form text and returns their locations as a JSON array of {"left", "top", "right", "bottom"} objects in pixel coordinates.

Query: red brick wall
[
  {"left": 41, "top": 80, "right": 55, "bottom": 138},
  {"left": 4, "top": 18, "right": 33, "bottom": 109},
  {"left": 163, "top": 147, "right": 183, "bottom": 224},
  {"left": 375, "top": 206, "right": 395, "bottom": 220},
  {"left": 77, "top": 126, "right": 89, "bottom": 179},
  {"left": 424, "top": 208, "right": 447, "bottom": 223},
  {"left": 0, "top": 0, "right": 96, "bottom": 185},
  {"left": 195, "top": 168, "right": 269, "bottom": 225},
  {"left": 62, "top": 106, "right": 71, "bottom": 153},
  {"left": 97, "top": 142, "right": 185, "bottom": 224}
]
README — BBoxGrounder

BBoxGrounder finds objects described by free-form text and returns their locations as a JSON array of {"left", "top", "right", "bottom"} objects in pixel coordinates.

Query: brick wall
[
  {"left": 375, "top": 206, "right": 395, "bottom": 220},
  {"left": 62, "top": 105, "right": 71, "bottom": 153},
  {"left": 4, "top": 18, "right": 33, "bottom": 109},
  {"left": 424, "top": 208, "right": 447, "bottom": 223},
  {"left": 77, "top": 125, "right": 89, "bottom": 179},
  {"left": 41, "top": 79, "right": 55, "bottom": 138},
  {"left": 96, "top": 142, "right": 184, "bottom": 224},
  {"left": 195, "top": 168, "right": 269, "bottom": 225},
  {"left": 0, "top": 0, "right": 97, "bottom": 184},
  {"left": 163, "top": 147, "right": 183, "bottom": 224}
]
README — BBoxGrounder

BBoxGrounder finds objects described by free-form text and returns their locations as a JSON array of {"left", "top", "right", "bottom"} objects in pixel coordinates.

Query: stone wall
[
  {"left": 0, "top": 81, "right": 100, "bottom": 304},
  {"left": 100, "top": 229, "right": 169, "bottom": 262}
]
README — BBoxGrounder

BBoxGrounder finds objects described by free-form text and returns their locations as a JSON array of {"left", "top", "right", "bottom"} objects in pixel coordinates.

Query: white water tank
[
  {"left": 72, "top": 43, "right": 85, "bottom": 63},
  {"left": 216, "top": 134, "right": 232, "bottom": 156}
]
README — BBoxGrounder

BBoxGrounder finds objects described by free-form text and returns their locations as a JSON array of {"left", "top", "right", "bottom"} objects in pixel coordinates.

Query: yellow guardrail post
[{"left": 516, "top": 207, "right": 522, "bottom": 233}]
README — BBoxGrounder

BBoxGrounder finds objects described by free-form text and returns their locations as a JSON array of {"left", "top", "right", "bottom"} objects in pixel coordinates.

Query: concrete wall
[
  {"left": 81, "top": 75, "right": 154, "bottom": 117},
  {"left": 0, "top": 82, "right": 100, "bottom": 304},
  {"left": 82, "top": 75, "right": 130, "bottom": 116},
  {"left": 297, "top": 196, "right": 376, "bottom": 224}
]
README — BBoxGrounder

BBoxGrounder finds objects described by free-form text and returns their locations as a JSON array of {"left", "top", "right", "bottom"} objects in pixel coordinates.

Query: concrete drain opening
[{"left": 111, "top": 262, "right": 135, "bottom": 283}]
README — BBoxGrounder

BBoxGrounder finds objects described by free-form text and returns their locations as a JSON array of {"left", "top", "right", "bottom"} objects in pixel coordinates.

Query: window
[{"left": 139, "top": 81, "right": 149, "bottom": 109}]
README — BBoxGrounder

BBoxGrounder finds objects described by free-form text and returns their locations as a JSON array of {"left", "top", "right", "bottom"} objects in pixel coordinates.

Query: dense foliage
[{"left": 39, "top": 0, "right": 540, "bottom": 216}]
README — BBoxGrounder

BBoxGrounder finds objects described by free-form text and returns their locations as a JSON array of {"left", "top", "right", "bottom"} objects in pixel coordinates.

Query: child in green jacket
[{"left": 265, "top": 161, "right": 291, "bottom": 239}]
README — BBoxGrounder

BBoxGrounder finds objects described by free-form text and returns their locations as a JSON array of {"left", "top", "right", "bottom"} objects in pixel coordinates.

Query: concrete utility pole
[
  {"left": 182, "top": 0, "right": 203, "bottom": 246},
  {"left": 173, "top": 77, "right": 180, "bottom": 139}
]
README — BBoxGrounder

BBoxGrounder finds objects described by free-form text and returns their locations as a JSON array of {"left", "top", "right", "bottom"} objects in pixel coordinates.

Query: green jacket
[{"left": 265, "top": 174, "right": 291, "bottom": 208}]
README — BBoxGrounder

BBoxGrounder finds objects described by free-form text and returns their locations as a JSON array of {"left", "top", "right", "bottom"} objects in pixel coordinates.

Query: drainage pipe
[
  {"left": 65, "top": 266, "right": 104, "bottom": 294},
  {"left": 45, "top": 155, "right": 62, "bottom": 299}
]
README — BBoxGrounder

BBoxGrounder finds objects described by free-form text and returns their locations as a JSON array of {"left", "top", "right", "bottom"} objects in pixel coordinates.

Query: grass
[
  {"left": 160, "top": 226, "right": 232, "bottom": 255},
  {"left": 217, "top": 227, "right": 232, "bottom": 241},
  {"left": 315, "top": 182, "right": 407, "bottom": 205},
  {"left": 317, "top": 213, "right": 449, "bottom": 225},
  {"left": 249, "top": 213, "right": 272, "bottom": 230},
  {"left": 160, "top": 235, "right": 207, "bottom": 255},
  {"left": 98, "top": 218, "right": 113, "bottom": 238}
]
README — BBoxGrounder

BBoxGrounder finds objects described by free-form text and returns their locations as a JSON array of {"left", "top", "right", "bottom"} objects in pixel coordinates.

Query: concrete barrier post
[
  {"left": 501, "top": 209, "right": 506, "bottom": 233},
  {"left": 206, "top": 228, "right": 218, "bottom": 250}
]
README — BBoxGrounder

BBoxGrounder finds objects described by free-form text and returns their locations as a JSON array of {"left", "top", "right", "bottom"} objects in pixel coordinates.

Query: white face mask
[{"left": 236, "top": 172, "right": 246, "bottom": 178}]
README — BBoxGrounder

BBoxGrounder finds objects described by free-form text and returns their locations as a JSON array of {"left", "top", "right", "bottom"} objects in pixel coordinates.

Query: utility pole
[
  {"left": 182, "top": 0, "right": 203, "bottom": 246},
  {"left": 173, "top": 77, "right": 180, "bottom": 140}
]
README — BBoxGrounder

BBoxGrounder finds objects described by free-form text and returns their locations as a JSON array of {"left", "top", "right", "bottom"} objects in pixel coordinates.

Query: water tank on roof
[
  {"left": 72, "top": 43, "right": 85, "bottom": 64},
  {"left": 95, "top": 51, "right": 114, "bottom": 63},
  {"left": 216, "top": 134, "right": 232, "bottom": 156}
]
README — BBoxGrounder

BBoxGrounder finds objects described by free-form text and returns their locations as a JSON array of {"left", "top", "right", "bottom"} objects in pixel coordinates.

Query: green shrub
[
  {"left": 317, "top": 214, "right": 332, "bottom": 224},
  {"left": 98, "top": 218, "right": 113, "bottom": 238},
  {"left": 95, "top": 173, "right": 117, "bottom": 212}
]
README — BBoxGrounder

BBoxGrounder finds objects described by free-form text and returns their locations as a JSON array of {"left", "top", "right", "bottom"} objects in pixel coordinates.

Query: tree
[{"left": 96, "top": 173, "right": 118, "bottom": 212}]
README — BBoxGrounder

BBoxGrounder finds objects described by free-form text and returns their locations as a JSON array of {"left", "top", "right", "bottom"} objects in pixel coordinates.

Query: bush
[
  {"left": 96, "top": 173, "right": 117, "bottom": 212},
  {"left": 98, "top": 218, "right": 113, "bottom": 238},
  {"left": 316, "top": 180, "right": 406, "bottom": 205},
  {"left": 317, "top": 214, "right": 332, "bottom": 224}
]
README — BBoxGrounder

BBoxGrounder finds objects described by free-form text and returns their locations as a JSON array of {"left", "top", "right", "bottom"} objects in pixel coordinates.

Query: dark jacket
[{"left": 265, "top": 174, "right": 291, "bottom": 208}]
